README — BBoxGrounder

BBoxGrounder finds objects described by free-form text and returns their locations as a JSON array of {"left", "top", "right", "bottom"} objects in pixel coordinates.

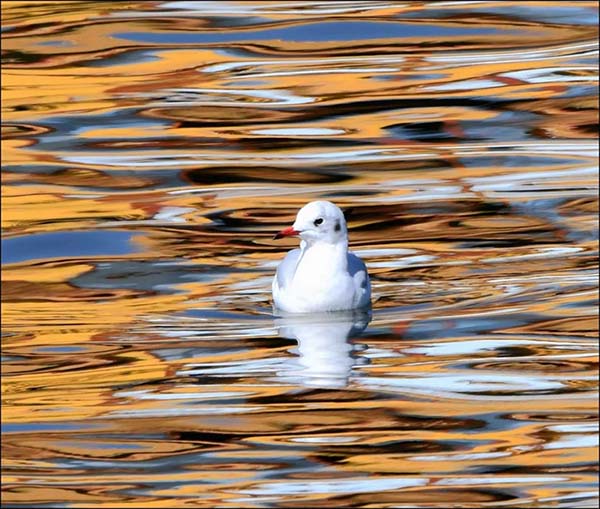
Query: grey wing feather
[
  {"left": 276, "top": 248, "right": 302, "bottom": 289},
  {"left": 347, "top": 252, "right": 368, "bottom": 284},
  {"left": 348, "top": 251, "right": 371, "bottom": 307}
]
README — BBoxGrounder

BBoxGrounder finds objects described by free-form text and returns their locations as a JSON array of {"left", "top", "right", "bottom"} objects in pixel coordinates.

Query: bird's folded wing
[
  {"left": 348, "top": 252, "right": 371, "bottom": 306},
  {"left": 275, "top": 248, "right": 302, "bottom": 289},
  {"left": 347, "top": 252, "right": 368, "bottom": 280}
]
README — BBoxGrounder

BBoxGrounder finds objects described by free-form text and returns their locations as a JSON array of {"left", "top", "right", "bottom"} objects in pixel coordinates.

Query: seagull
[{"left": 272, "top": 200, "right": 371, "bottom": 313}]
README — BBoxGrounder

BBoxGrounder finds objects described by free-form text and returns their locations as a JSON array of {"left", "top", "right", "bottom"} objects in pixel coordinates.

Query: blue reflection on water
[
  {"left": 2, "top": 230, "right": 141, "bottom": 264},
  {"left": 116, "top": 20, "right": 518, "bottom": 44},
  {"left": 2, "top": 422, "right": 104, "bottom": 433}
]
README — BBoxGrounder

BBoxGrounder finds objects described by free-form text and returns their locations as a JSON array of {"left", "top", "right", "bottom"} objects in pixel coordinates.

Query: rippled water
[{"left": 2, "top": 1, "right": 599, "bottom": 507}]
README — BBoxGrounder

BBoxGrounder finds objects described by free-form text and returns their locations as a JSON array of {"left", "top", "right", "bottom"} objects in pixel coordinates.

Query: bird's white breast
[{"left": 274, "top": 242, "right": 357, "bottom": 313}]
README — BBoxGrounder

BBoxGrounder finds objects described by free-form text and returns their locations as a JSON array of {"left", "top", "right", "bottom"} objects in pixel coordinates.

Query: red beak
[{"left": 273, "top": 226, "right": 299, "bottom": 240}]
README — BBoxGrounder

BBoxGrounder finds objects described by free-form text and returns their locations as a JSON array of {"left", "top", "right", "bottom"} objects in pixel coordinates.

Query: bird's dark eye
[{"left": 314, "top": 218, "right": 323, "bottom": 226}]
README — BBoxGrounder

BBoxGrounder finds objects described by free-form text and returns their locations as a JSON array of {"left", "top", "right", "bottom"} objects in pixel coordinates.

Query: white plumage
[{"left": 272, "top": 201, "right": 371, "bottom": 313}]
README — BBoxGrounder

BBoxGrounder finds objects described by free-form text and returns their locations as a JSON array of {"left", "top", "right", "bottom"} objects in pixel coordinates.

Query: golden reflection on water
[{"left": 2, "top": 1, "right": 599, "bottom": 507}]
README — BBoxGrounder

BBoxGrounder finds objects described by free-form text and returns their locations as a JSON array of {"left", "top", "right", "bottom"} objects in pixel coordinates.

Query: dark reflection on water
[{"left": 2, "top": 1, "right": 598, "bottom": 507}]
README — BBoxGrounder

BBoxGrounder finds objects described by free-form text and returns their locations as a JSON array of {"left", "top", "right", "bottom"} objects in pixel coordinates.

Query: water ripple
[{"left": 2, "top": 1, "right": 598, "bottom": 507}]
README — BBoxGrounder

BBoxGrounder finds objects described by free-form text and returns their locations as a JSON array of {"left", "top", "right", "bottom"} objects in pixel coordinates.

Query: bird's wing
[
  {"left": 347, "top": 251, "right": 368, "bottom": 279},
  {"left": 347, "top": 251, "right": 371, "bottom": 307},
  {"left": 275, "top": 248, "right": 302, "bottom": 290}
]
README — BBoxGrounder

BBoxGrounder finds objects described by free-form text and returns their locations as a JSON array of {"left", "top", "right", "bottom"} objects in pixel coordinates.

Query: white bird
[{"left": 272, "top": 200, "right": 371, "bottom": 313}]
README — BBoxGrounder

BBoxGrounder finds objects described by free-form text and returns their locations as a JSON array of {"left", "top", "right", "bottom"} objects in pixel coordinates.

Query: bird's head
[{"left": 274, "top": 200, "right": 348, "bottom": 246}]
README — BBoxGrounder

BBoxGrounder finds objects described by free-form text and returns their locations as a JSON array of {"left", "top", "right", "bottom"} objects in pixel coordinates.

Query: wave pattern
[{"left": 2, "top": 1, "right": 598, "bottom": 507}]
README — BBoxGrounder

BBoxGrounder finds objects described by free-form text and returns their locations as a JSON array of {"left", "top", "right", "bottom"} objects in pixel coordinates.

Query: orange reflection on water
[{"left": 2, "top": 0, "right": 598, "bottom": 507}]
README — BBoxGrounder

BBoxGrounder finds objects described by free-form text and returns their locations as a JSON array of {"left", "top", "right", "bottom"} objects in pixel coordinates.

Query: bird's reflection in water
[{"left": 274, "top": 309, "right": 371, "bottom": 389}]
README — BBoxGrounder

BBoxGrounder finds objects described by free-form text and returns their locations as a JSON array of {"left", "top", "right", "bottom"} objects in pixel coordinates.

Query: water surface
[{"left": 2, "top": 1, "right": 598, "bottom": 507}]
